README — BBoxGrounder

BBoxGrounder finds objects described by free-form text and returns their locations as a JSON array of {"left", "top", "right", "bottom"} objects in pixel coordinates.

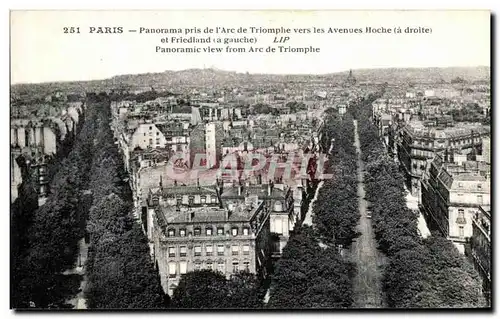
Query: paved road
[
  {"left": 303, "top": 181, "right": 324, "bottom": 226},
  {"left": 350, "top": 120, "right": 386, "bottom": 308},
  {"left": 404, "top": 187, "right": 431, "bottom": 238}
]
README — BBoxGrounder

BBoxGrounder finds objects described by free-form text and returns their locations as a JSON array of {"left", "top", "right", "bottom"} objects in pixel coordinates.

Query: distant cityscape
[{"left": 11, "top": 66, "right": 491, "bottom": 309}]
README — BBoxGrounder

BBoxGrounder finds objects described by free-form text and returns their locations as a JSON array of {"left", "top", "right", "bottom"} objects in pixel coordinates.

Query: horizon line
[{"left": 11, "top": 64, "right": 491, "bottom": 86}]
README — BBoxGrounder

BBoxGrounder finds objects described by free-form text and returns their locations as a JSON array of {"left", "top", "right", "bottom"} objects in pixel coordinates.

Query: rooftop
[
  {"left": 156, "top": 199, "right": 263, "bottom": 225},
  {"left": 221, "top": 184, "right": 287, "bottom": 199},
  {"left": 406, "top": 120, "right": 490, "bottom": 139},
  {"left": 162, "top": 185, "right": 217, "bottom": 196}
]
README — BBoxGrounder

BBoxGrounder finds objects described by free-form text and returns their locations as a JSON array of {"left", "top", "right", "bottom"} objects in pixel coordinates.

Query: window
[
  {"left": 206, "top": 245, "right": 213, "bottom": 256},
  {"left": 232, "top": 261, "right": 240, "bottom": 273},
  {"left": 149, "top": 138, "right": 153, "bottom": 145},
  {"left": 156, "top": 138, "right": 160, "bottom": 145},
  {"left": 188, "top": 196, "right": 194, "bottom": 206},
  {"left": 211, "top": 195, "right": 217, "bottom": 204},
  {"left": 243, "top": 261, "right": 250, "bottom": 271},
  {"left": 217, "top": 245, "right": 225, "bottom": 256},
  {"left": 180, "top": 262, "right": 187, "bottom": 275},
  {"left": 144, "top": 133, "right": 146, "bottom": 136},
  {"left": 168, "top": 262, "right": 176, "bottom": 278},
  {"left": 458, "top": 209, "right": 465, "bottom": 219},
  {"left": 243, "top": 228, "right": 249, "bottom": 236},
  {"left": 206, "top": 261, "right": 213, "bottom": 271},
  {"left": 194, "top": 246, "right": 202, "bottom": 256},
  {"left": 168, "top": 229, "right": 175, "bottom": 237},
  {"left": 232, "top": 245, "right": 239, "bottom": 256},
  {"left": 149, "top": 126, "right": 152, "bottom": 130},
  {"left": 232, "top": 228, "right": 238, "bottom": 236},
  {"left": 194, "top": 227, "right": 201, "bottom": 236},
  {"left": 176, "top": 197, "right": 182, "bottom": 206},
  {"left": 478, "top": 184, "right": 482, "bottom": 189},
  {"left": 176, "top": 144, "right": 182, "bottom": 152},
  {"left": 217, "top": 260, "right": 225, "bottom": 273},
  {"left": 156, "top": 132, "right": 160, "bottom": 136},
  {"left": 180, "top": 229, "right": 186, "bottom": 237},
  {"left": 458, "top": 182, "right": 463, "bottom": 188},
  {"left": 217, "top": 227, "right": 224, "bottom": 235},
  {"left": 243, "top": 245, "right": 250, "bottom": 255},
  {"left": 180, "top": 246, "right": 187, "bottom": 257},
  {"left": 459, "top": 226, "right": 465, "bottom": 238},
  {"left": 477, "top": 195, "right": 483, "bottom": 205},
  {"left": 201, "top": 196, "right": 206, "bottom": 204},
  {"left": 206, "top": 228, "right": 213, "bottom": 236},
  {"left": 168, "top": 246, "right": 176, "bottom": 257}
]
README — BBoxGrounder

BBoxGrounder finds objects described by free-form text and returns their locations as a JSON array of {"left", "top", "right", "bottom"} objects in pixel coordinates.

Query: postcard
[{"left": 10, "top": 9, "right": 491, "bottom": 310}]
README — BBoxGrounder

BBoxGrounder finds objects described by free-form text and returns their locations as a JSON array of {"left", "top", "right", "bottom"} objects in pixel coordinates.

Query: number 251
[{"left": 63, "top": 27, "right": 80, "bottom": 34}]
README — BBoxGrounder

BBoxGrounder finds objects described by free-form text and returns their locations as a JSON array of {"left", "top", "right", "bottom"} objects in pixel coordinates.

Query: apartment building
[
  {"left": 397, "top": 120, "right": 490, "bottom": 196},
  {"left": 205, "top": 122, "right": 223, "bottom": 168},
  {"left": 420, "top": 154, "right": 490, "bottom": 253},
  {"left": 468, "top": 205, "right": 491, "bottom": 304},
  {"left": 219, "top": 181, "right": 296, "bottom": 258},
  {"left": 150, "top": 198, "right": 271, "bottom": 296}
]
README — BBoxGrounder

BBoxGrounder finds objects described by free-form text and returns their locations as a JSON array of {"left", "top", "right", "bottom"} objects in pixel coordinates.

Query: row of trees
[
  {"left": 267, "top": 109, "right": 358, "bottom": 308},
  {"left": 11, "top": 100, "right": 97, "bottom": 308},
  {"left": 353, "top": 96, "right": 486, "bottom": 308},
  {"left": 314, "top": 110, "right": 359, "bottom": 247},
  {"left": 267, "top": 226, "right": 355, "bottom": 308},
  {"left": 171, "top": 270, "right": 263, "bottom": 309},
  {"left": 83, "top": 96, "right": 167, "bottom": 309}
]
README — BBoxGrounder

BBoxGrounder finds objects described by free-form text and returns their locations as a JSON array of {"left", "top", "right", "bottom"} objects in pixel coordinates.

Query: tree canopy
[
  {"left": 353, "top": 95, "right": 485, "bottom": 308},
  {"left": 267, "top": 226, "right": 354, "bottom": 308},
  {"left": 172, "top": 270, "right": 263, "bottom": 309}
]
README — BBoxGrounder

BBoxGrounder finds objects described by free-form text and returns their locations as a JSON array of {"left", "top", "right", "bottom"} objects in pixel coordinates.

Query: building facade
[
  {"left": 397, "top": 121, "right": 489, "bottom": 196},
  {"left": 205, "top": 122, "right": 223, "bottom": 168},
  {"left": 420, "top": 154, "right": 490, "bottom": 253},
  {"left": 468, "top": 205, "right": 491, "bottom": 305},
  {"left": 150, "top": 199, "right": 271, "bottom": 296}
]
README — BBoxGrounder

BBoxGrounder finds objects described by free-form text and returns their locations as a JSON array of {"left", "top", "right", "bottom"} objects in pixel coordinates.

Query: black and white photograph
[{"left": 9, "top": 8, "right": 492, "bottom": 311}]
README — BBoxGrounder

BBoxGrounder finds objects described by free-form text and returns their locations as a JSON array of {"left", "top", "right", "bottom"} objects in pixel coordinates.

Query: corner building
[{"left": 151, "top": 198, "right": 271, "bottom": 296}]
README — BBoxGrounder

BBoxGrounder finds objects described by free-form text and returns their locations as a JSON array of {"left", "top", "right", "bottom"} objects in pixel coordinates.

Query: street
[
  {"left": 350, "top": 120, "right": 386, "bottom": 308},
  {"left": 404, "top": 189, "right": 431, "bottom": 238},
  {"left": 303, "top": 181, "right": 324, "bottom": 227}
]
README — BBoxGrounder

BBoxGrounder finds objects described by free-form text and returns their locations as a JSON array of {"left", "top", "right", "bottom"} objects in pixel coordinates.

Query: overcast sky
[{"left": 10, "top": 10, "right": 490, "bottom": 84}]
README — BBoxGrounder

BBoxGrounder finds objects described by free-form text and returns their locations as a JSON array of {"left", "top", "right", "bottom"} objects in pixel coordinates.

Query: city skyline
[{"left": 10, "top": 64, "right": 491, "bottom": 85}]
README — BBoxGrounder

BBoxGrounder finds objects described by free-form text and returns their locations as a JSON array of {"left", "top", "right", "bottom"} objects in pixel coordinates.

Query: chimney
[
  {"left": 174, "top": 179, "right": 177, "bottom": 186},
  {"left": 197, "top": 178, "right": 200, "bottom": 188},
  {"left": 268, "top": 180, "right": 273, "bottom": 196},
  {"left": 238, "top": 178, "right": 243, "bottom": 196},
  {"left": 159, "top": 175, "right": 163, "bottom": 189},
  {"left": 218, "top": 177, "right": 224, "bottom": 195},
  {"left": 227, "top": 203, "right": 234, "bottom": 220}
]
